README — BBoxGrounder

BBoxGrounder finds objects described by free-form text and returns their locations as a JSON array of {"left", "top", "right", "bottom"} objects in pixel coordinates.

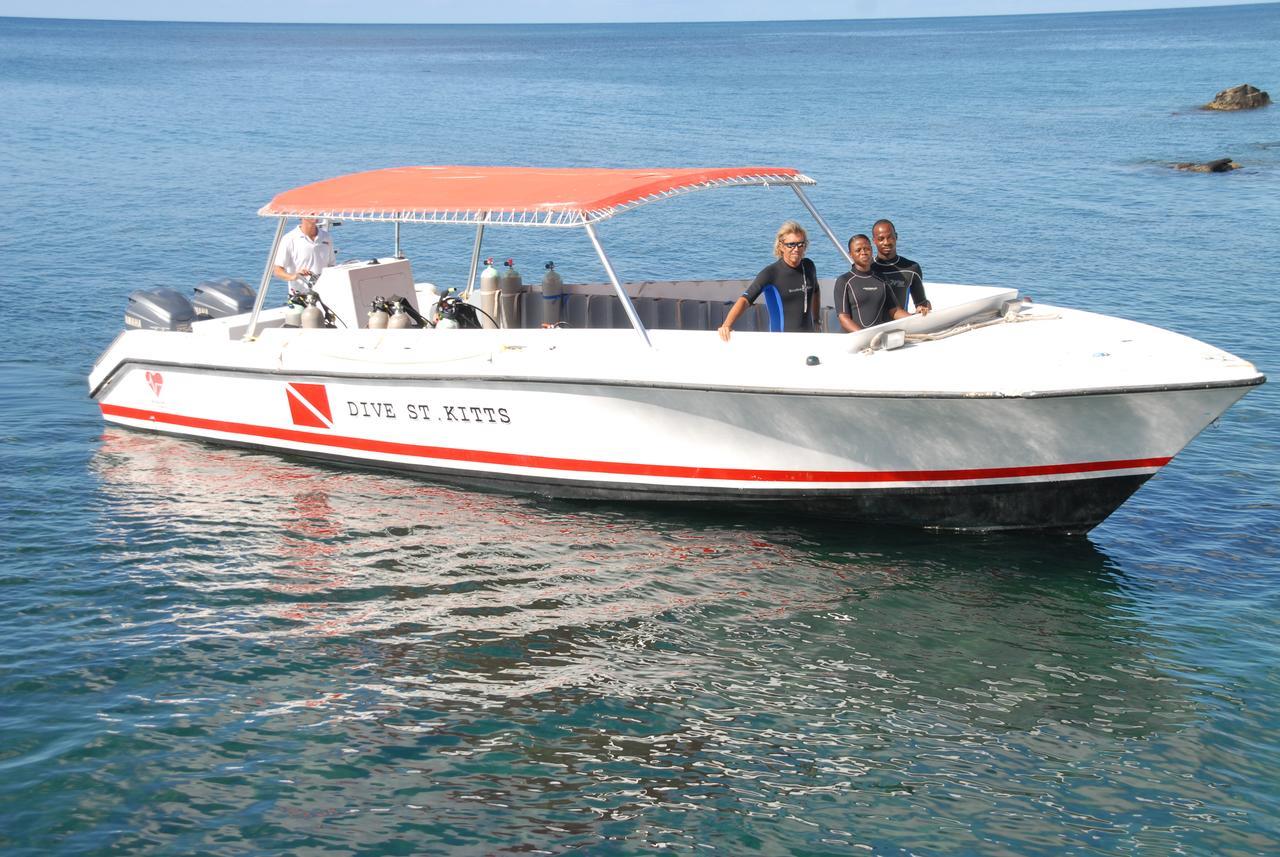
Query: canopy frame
[{"left": 244, "top": 166, "right": 833, "bottom": 346}]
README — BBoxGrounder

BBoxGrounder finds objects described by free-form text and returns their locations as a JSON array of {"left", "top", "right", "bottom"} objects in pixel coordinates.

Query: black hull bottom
[{"left": 120, "top": 426, "right": 1154, "bottom": 534}]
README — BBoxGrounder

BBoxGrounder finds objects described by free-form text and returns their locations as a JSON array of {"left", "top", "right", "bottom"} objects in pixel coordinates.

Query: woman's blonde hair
[{"left": 773, "top": 220, "right": 808, "bottom": 258}]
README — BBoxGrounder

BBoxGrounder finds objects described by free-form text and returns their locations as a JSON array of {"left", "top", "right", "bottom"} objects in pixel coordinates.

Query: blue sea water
[{"left": 2, "top": 5, "right": 1279, "bottom": 854}]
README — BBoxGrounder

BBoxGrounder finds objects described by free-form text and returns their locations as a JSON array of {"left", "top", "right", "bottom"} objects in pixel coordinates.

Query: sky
[{"left": 0, "top": 0, "right": 1269, "bottom": 23}]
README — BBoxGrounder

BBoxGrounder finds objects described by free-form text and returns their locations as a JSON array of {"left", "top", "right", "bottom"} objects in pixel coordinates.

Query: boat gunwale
[{"left": 87, "top": 356, "right": 1265, "bottom": 402}]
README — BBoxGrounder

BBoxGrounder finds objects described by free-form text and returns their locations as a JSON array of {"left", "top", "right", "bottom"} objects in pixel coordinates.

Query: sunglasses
[{"left": 781, "top": 240, "right": 808, "bottom": 249}]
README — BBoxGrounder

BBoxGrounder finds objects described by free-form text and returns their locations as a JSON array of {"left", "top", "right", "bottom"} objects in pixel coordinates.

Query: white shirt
[{"left": 275, "top": 226, "right": 336, "bottom": 290}]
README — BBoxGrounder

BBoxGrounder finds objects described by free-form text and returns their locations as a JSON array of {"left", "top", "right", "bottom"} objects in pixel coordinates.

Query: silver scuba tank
[
  {"left": 387, "top": 301, "right": 411, "bottom": 329},
  {"left": 300, "top": 293, "right": 325, "bottom": 329},
  {"left": 541, "top": 261, "right": 563, "bottom": 327},
  {"left": 498, "top": 258, "right": 523, "bottom": 327},
  {"left": 479, "top": 257, "right": 500, "bottom": 330},
  {"left": 367, "top": 297, "right": 390, "bottom": 329}
]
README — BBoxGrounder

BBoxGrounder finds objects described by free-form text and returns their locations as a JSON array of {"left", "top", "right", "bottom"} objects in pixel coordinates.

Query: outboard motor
[
  {"left": 125, "top": 287, "right": 196, "bottom": 332},
  {"left": 478, "top": 258, "right": 500, "bottom": 330},
  {"left": 541, "top": 261, "right": 563, "bottom": 327},
  {"left": 498, "top": 258, "right": 523, "bottom": 328},
  {"left": 192, "top": 278, "right": 255, "bottom": 319}
]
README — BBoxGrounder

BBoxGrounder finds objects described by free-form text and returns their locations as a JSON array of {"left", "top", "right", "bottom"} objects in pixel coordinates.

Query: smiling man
[{"left": 871, "top": 218, "right": 930, "bottom": 316}]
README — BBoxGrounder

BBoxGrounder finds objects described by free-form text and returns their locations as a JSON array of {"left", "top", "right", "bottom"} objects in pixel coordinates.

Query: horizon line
[{"left": 1, "top": 2, "right": 1271, "bottom": 27}]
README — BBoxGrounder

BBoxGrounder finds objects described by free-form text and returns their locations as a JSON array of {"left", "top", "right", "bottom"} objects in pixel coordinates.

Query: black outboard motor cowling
[
  {"left": 193, "top": 278, "right": 255, "bottom": 319},
  {"left": 125, "top": 288, "right": 196, "bottom": 331}
]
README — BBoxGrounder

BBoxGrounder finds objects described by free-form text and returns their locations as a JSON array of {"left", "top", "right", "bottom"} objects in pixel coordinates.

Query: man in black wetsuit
[
  {"left": 836, "top": 234, "right": 908, "bottom": 331},
  {"left": 871, "top": 219, "right": 930, "bottom": 316},
  {"left": 718, "top": 220, "right": 817, "bottom": 340}
]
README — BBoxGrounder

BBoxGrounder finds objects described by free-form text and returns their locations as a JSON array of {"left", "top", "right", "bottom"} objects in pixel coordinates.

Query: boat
[{"left": 88, "top": 165, "right": 1265, "bottom": 534}]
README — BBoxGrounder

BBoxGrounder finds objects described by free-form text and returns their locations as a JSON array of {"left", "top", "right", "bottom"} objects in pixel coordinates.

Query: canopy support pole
[
  {"left": 243, "top": 217, "right": 288, "bottom": 341},
  {"left": 394, "top": 222, "right": 402, "bottom": 258},
  {"left": 791, "top": 185, "right": 851, "bottom": 265},
  {"left": 584, "top": 221, "right": 651, "bottom": 348},
  {"left": 462, "top": 212, "right": 488, "bottom": 298}
]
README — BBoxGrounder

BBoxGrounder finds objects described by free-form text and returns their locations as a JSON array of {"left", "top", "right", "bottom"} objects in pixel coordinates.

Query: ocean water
[{"left": 2, "top": 6, "right": 1279, "bottom": 854}]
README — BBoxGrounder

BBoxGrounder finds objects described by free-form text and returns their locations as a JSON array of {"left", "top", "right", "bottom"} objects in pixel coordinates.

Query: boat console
[{"left": 313, "top": 258, "right": 422, "bottom": 329}]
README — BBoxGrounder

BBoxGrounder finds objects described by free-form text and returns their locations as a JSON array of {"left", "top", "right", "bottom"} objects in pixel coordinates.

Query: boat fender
[
  {"left": 367, "top": 297, "right": 390, "bottom": 329},
  {"left": 541, "top": 261, "right": 563, "bottom": 327},
  {"left": 479, "top": 258, "right": 500, "bottom": 330}
]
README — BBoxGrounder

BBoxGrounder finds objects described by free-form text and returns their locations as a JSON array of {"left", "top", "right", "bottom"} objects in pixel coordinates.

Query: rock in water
[
  {"left": 1172, "top": 158, "right": 1242, "bottom": 172},
  {"left": 1203, "top": 84, "right": 1271, "bottom": 111}
]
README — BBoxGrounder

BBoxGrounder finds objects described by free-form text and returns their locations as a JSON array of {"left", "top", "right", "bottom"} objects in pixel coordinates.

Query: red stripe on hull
[{"left": 98, "top": 403, "right": 1171, "bottom": 484}]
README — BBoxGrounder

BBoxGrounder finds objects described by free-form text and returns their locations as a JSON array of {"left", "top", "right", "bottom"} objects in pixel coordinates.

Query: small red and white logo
[
  {"left": 286, "top": 382, "right": 333, "bottom": 429},
  {"left": 145, "top": 371, "right": 164, "bottom": 396}
]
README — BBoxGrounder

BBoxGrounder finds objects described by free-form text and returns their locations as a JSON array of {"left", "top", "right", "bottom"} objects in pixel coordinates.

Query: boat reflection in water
[
  {"left": 93, "top": 427, "right": 1189, "bottom": 731},
  {"left": 89, "top": 427, "right": 1238, "bottom": 852}
]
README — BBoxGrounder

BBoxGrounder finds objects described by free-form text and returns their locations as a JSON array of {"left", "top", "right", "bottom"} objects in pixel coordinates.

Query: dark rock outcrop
[
  {"left": 1203, "top": 84, "right": 1271, "bottom": 111},
  {"left": 1172, "top": 158, "right": 1241, "bottom": 173}
]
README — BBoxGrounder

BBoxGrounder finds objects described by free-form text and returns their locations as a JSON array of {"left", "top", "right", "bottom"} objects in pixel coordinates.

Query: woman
[
  {"left": 836, "top": 233, "right": 909, "bottom": 331},
  {"left": 717, "top": 220, "right": 818, "bottom": 341}
]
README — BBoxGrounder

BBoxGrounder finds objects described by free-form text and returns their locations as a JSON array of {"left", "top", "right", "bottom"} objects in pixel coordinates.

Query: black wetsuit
[
  {"left": 871, "top": 255, "right": 929, "bottom": 312},
  {"left": 835, "top": 268, "right": 901, "bottom": 329},
  {"left": 743, "top": 258, "right": 817, "bottom": 332}
]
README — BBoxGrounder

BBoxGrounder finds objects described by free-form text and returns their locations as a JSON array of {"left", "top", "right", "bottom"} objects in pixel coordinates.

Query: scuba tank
[
  {"left": 367, "top": 297, "right": 390, "bottom": 329},
  {"left": 478, "top": 258, "right": 500, "bottom": 330},
  {"left": 498, "top": 258, "right": 523, "bottom": 328},
  {"left": 387, "top": 299, "right": 412, "bottom": 329},
  {"left": 284, "top": 292, "right": 305, "bottom": 327},
  {"left": 435, "top": 289, "right": 459, "bottom": 329},
  {"left": 300, "top": 292, "right": 325, "bottom": 329},
  {"left": 540, "top": 261, "right": 563, "bottom": 327}
]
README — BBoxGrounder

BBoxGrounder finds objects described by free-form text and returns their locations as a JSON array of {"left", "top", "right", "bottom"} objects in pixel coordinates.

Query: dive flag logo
[{"left": 286, "top": 383, "right": 333, "bottom": 429}]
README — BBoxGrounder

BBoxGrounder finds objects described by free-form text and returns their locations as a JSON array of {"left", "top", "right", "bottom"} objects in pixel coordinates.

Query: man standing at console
[
  {"left": 871, "top": 219, "right": 929, "bottom": 316},
  {"left": 273, "top": 217, "right": 336, "bottom": 294}
]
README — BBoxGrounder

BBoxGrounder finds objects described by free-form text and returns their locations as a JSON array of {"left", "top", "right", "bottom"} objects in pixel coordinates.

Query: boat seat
[
  {"left": 678, "top": 299, "right": 709, "bottom": 331},
  {"left": 521, "top": 292, "right": 545, "bottom": 328},
  {"left": 735, "top": 302, "right": 765, "bottom": 332},
  {"left": 823, "top": 306, "right": 842, "bottom": 333},
  {"left": 586, "top": 294, "right": 618, "bottom": 329},
  {"left": 707, "top": 300, "right": 731, "bottom": 331},
  {"left": 633, "top": 296, "right": 660, "bottom": 329},
  {"left": 611, "top": 297, "right": 632, "bottom": 329},
  {"left": 655, "top": 298, "right": 681, "bottom": 329},
  {"left": 563, "top": 293, "right": 589, "bottom": 328}
]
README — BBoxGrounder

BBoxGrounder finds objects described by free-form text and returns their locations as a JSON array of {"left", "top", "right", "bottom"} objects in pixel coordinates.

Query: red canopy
[{"left": 258, "top": 166, "right": 814, "bottom": 227}]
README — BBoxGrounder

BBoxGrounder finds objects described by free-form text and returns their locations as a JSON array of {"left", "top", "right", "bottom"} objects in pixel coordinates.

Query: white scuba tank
[
  {"left": 479, "top": 258, "right": 500, "bottom": 330},
  {"left": 541, "top": 261, "right": 563, "bottom": 327},
  {"left": 367, "top": 298, "right": 390, "bottom": 329},
  {"left": 498, "top": 258, "right": 523, "bottom": 328},
  {"left": 301, "top": 298, "right": 325, "bottom": 329}
]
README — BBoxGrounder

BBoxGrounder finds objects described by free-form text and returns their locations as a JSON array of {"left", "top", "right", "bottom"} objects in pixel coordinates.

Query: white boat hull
[{"left": 90, "top": 302, "right": 1260, "bottom": 533}]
